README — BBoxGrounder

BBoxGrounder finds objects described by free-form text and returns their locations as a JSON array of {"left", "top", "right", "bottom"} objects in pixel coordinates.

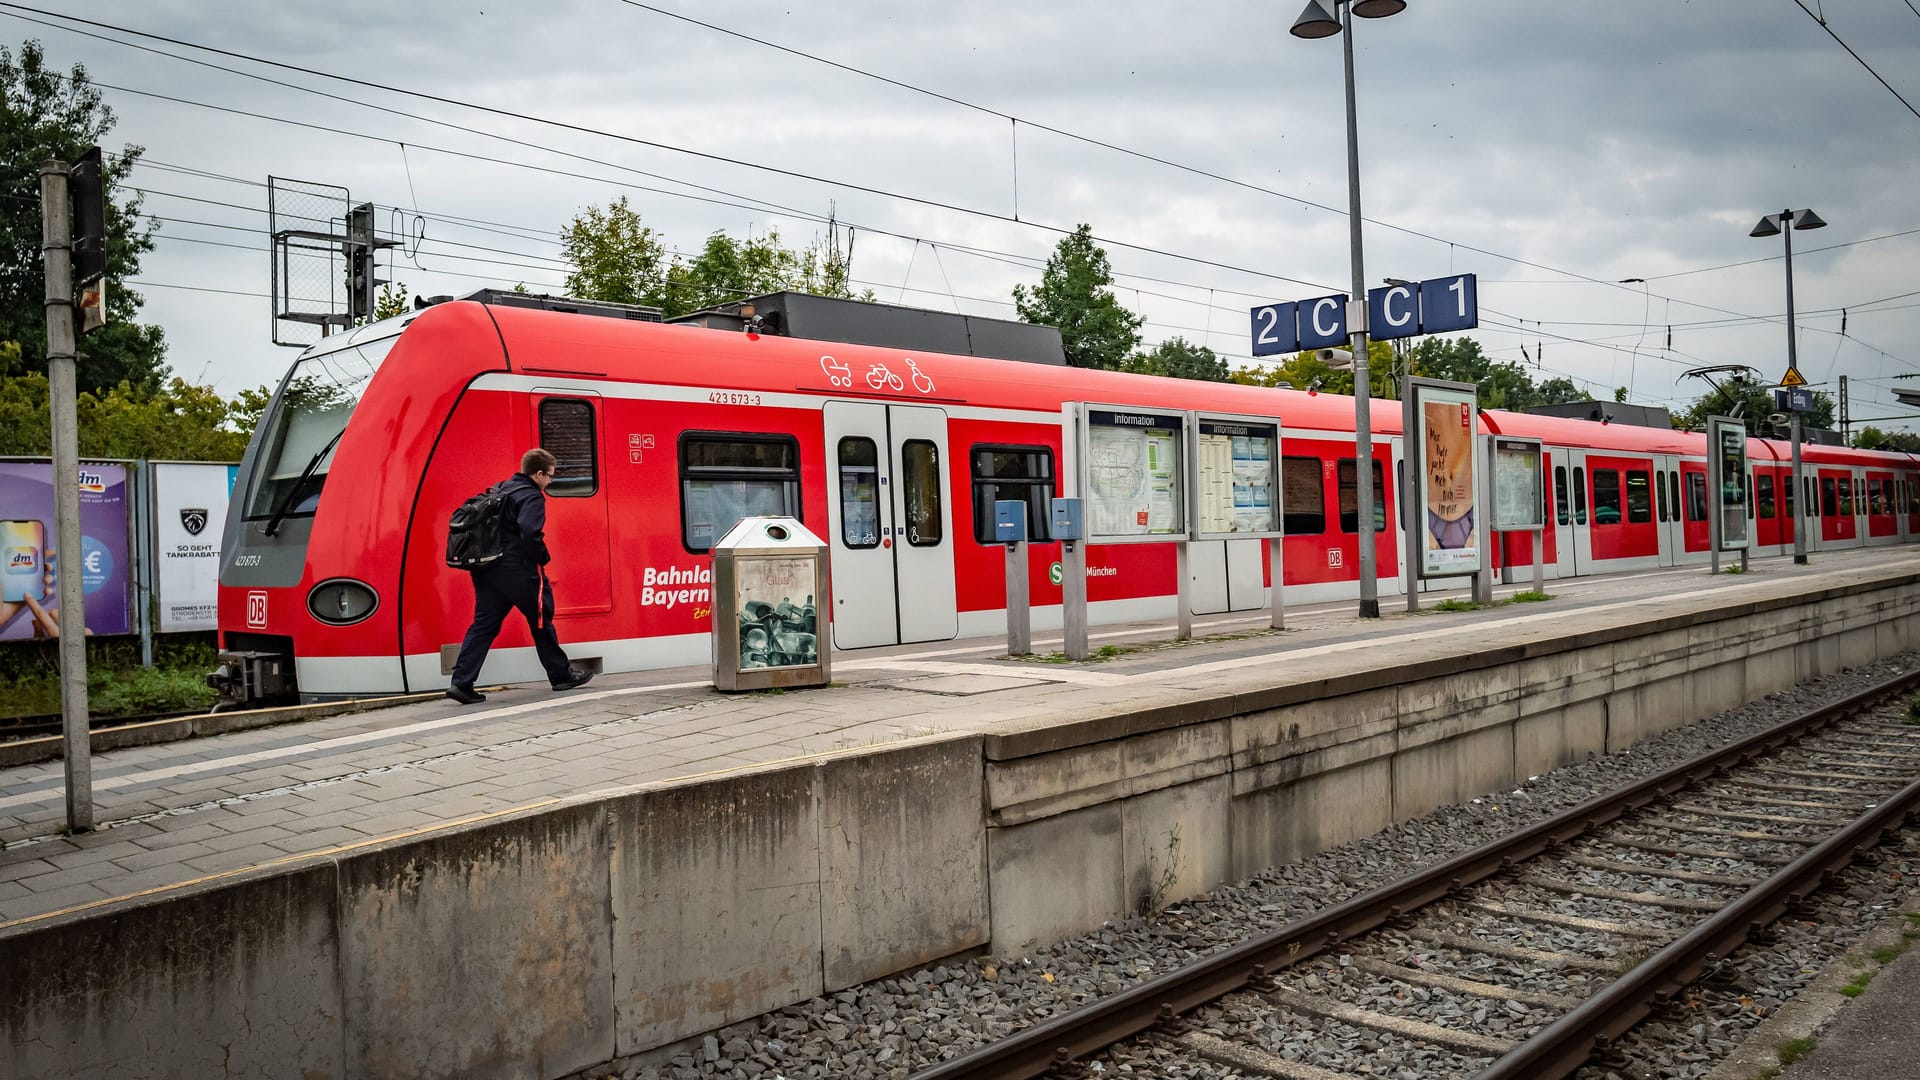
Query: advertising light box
[
  {"left": 152, "top": 461, "right": 239, "bottom": 632},
  {"left": 1404, "top": 380, "right": 1484, "bottom": 580},
  {"left": 1490, "top": 437, "right": 1545, "bottom": 532},
  {"left": 0, "top": 459, "right": 131, "bottom": 640},
  {"left": 1710, "top": 417, "right": 1750, "bottom": 550},
  {"left": 1189, "top": 414, "right": 1282, "bottom": 541}
]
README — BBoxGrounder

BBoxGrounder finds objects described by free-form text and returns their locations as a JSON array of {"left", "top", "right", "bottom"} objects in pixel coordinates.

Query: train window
[
  {"left": 243, "top": 334, "right": 399, "bottom": 522},
  {"left": 679, "top": 433, "right": 801, "bottom": 552},
  {"left": 1757, "top": 475, "right": 1776, "bottom": 519},
  {"left": 837, "top": 437, "right": 881, "bottom": 549},
  {"left": 1625, "top": 471, "right": 1652, "bottom": 524},
  {"left": 970, "top": 445, "right": 1053, "bottom": 544},
  {"left": 1855, "top": 478, "right": 1865, "bottom": 509},
  {"left": 1821, "top": 477, "right": 1838, "bottom": 517},
  {"left": 1805, "top": 476, "right": 1817, "bottom": 517},
  {"left": 1591, "top": 469, "right": 1622, "bottom": 525},
  {"left": 1654, "top": 469, "right": 1668, "bottom": 522},
  {"left": 1283, "top": 456, "right": 1325, "bottom": 535},
  {"left": 1337, "top": 459, "right": 1386, "bottom": 533},
  {"left": 901, "top": 440, "right": 943, "bottom": 547},
  {"left": 1668, "top": 472, "right": 1679, "bottom": 519},
  {"left": 1685, "top": 473, "right": 1707, "bottom": 522},
  {"left": 1554, "top": 466, "right": 1569, "bottom": 526},
  {"left": 1573, "top": 467, "right": 1587, "bottom": 525},
  {"left": 537, "top": 398, "right": 598, "bottom": 497},
  {"left": 1784, "top": 475, "right": 1794, "bottom": 518},
  {"left": 1748, "top": 476, "right": 1757, "bottom": 518},
  {"left": 1868, "top": 479, "right": 1882, "bottom": 515},
  {"left": 1839, "top": 478, "right": 1855, "bottom": 516}
]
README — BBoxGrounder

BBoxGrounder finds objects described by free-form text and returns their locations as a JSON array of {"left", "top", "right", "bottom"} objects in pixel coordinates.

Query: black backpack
[{"left": 445, "top": 484, "right": 514, "bottom": 569}]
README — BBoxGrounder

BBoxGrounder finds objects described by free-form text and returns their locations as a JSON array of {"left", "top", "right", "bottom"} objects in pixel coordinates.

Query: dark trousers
[{"left": 450, "top": 566, "right": 572, "bottom": 688}]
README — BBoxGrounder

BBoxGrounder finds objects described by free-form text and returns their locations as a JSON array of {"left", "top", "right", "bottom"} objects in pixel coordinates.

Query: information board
[
  {"left": 1489, "top": 437, "right": 1544, "bottom": 531},
  {"left": 1083, "top": 407, "right": 1185, "bottom": 541},
  {"left": 1190, "top": 416, "right": 1281, "bottom": 540},
  {"left": 1405, "top": 382, "right": 1482, "bottom": 579}
]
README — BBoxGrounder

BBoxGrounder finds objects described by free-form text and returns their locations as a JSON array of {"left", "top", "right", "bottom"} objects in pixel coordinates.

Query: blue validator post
[{"left": 995, "top": 500, "right": 1031, "bottom": 654}]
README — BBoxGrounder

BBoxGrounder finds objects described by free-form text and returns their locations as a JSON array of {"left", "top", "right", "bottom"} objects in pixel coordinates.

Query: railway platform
[{"left": 5, "top": 545, "right": 1920, "bottom": 1079}]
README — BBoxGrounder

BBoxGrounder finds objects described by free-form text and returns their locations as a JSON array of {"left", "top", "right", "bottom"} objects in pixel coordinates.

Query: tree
[
  {"left": 0, "top": 373, "right": 261, "bottom": 459},
  {"left": 1855, "top": 426, "right": 1920, "bottom": 452},
  {"left": 1676, "top": 382, "right": 1833, "bottom": 432},
  {"left": 560, "top": 196, "right": 667, "bottom": 309},
  {"left": 0, "top": 41, "right": 166, "bottom": 391},
  {"left": 1534, "top": 377, "right": 1591, "bottom": 406},
  {"left": 1012, "top": 224, "right": 1142, "bottom": 371},
  {"left": 1231, "top": 339, "right": 1396, "bottom": 397},
  {"left": 1126, "top": 337, "right": 1229, "bottom": 382},
  {"left": 662, "top": 230, "right": 799, "bottom": 318}
]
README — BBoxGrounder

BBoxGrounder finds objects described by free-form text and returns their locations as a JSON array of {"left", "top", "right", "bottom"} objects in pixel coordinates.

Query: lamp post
[
  {"left": 1292, "top": 0, "right": 1406, "bottom": 619},
  {"left": 1750, "top": 208, "right": 1825, "bottom": 565}
]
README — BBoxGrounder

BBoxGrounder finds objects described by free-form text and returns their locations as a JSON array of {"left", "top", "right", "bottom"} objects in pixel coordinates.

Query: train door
[
  {"left": 1818, "top": 468, "right": 1855, "bottom": 545},
  {"left": 532, "top": 392, "right": 612, "bottom": 615},
  {"left": 1558, "top": 448, "right": 1589, "bottom": 575},
  {"left": 1652, "top": 455, "right": 1682, "bottom": 566},
  {"left": 1677, "top": 460, "right": 1711, "bottom": 558},
  {"left": 1754, "top": 467, "right": 1786, "bottom": 554},
  {"left": 1866, "top": 470, "right": 1898, "bottom": 542},
  {"left": 822, "top": 401, "right": 958, "bottom": 649}
]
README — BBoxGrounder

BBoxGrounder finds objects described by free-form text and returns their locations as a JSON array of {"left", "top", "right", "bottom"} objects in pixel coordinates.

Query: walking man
[{"left": 447, "top": 448, "right": 594, "bottom": 704}]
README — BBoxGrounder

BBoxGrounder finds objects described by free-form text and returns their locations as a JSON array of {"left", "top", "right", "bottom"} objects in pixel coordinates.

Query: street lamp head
[
  {"left": 1352, "top": 0, "right": 1407, "bottom": 16},
  {"left": 1749, "top": 215, "right": 1783, "bottom": 239},
  {"left": 1792, "top": 209, "right": 1827, "bottom": 231},
  {"left": 1290, "top": 0, "right": 1342, "bottom": 38}
]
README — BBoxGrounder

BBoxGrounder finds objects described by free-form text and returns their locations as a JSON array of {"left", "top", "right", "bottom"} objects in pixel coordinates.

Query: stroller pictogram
[{"left": 820, "top": 354, "right": 852, "bottom": 388}]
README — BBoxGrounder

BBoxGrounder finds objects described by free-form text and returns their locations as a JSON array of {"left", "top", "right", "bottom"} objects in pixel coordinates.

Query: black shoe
[
  {"left": 445, "top": 684, "right": 486, "bottom": 705},
  {"left": 551, "top": 668, "right": 594, "bottom": 691}
]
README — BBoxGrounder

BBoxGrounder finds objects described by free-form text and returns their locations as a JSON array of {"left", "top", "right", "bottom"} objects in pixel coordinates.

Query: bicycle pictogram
[{"left": 866, "top": 362, "right": 905, "bottom": 391}]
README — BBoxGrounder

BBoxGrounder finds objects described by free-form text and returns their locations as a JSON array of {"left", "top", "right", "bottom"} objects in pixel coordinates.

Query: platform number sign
[{"left": 1255, "top": 274, "right": 1477, "bottom": 354}]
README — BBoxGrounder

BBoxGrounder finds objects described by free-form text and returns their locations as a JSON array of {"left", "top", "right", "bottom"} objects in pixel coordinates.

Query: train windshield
[{"left": 243, "top": 335, "right": 398, "bottom": 522}]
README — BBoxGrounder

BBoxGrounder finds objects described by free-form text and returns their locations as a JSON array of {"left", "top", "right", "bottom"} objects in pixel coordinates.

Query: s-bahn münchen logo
[{"left": 180, "top": 508, "right": 209, "bottom": 536}]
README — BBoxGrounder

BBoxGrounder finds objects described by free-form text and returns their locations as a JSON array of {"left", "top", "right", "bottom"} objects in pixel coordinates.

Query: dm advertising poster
[
  {"left": 1417, "top": 390, "right": 1481, "bottom": 577},
  {"left": 0, "top": 461, "right": 132, "bottom": 640},
  {"left": 153, "top": 462, "right": 239, "bottom": 632}
]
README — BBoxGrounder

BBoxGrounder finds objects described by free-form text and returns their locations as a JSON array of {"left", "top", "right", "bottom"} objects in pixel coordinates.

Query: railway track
[
  {"left": 912, "top": 669, "right": 1920, "bottom": 1080},
  {"left": 0, "top": 708, "right": 208, "bottom": 741}
]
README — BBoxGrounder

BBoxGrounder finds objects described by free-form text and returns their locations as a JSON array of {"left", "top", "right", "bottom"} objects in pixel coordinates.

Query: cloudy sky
[{"left": 11, "top": 1, "right": 1920, "bottom": 431}]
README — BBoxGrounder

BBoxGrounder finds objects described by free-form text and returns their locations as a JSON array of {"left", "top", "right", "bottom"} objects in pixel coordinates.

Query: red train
[{"left": 214, "top": 292, "right": 1920, "bottom": 703}]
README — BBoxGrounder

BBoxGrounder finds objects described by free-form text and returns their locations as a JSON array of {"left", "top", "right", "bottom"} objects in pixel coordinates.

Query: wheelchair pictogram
[{"left": 905, "top": 356, "right": 935, "bottom": 394}]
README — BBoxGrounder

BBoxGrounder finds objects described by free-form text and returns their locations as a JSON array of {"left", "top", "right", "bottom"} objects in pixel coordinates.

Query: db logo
[
  {"left": 246, "top": 590, "right": 268, "bottom": 628},
  {"left": 1327, "top": 549, "right": 1344, "bottom": 568}
]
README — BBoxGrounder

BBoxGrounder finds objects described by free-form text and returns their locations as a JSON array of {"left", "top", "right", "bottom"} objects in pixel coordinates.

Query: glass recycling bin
[{"left": 710, "top": 516, "right": 831, "bottom": 692}]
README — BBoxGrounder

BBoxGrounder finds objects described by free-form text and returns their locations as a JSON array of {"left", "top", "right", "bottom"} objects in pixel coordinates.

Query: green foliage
[
  {"left": 0, "top": 40, "right": 167, "bottom": 391},
  {"left": 1013, "top": 224, "right": 1143, "bottom": 371},
  {"left": 1536, "top": 377, "right": 1591, "bottom": 406},
  {"left": 1503, "top": 590, "right": 1553, "bottom": 604},
  {"left": 1409, "top": 337, "right": 1560, "bottom": 411},
  {"left": 1677, "top": 382, "right": 1833, "bottom": 432},
  {"left": 372, "top": 281, "right": 411, "bottom": 322},
  {"left": 1433, "top": 598, "right": 1483, "bottom": 612},
  {"left": 1126, "top": 336, "right": 1229, "bottom": 382},
  {"left": 1775, "top": 1038, "right": 1817, "bottom": 1066},
  {"left": 1229, "top": 339, "right": 1395, "bottom": 397},
  {"left": 0, "top": 371, "right": 261, "bottom": 458},
  {"left": 664, "top": 229, "right": 800, "bottom": 317},
  {"left": 1, "top": 634, "right": 218, "bottom": 718},
  {"left": 561, "top": 195, "right": 667, "bottom": 309},
  {"left": 1855, "top": 426, "right": 1920, "bottom": 452}
]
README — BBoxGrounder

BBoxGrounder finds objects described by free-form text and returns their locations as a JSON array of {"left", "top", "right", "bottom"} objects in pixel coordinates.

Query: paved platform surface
[
  {"left": 1779, "top": 943, "right": 1920, "bottom": 1080},
  {"left": 3, "top": 546, "right": 1916, "bottom": 930}
]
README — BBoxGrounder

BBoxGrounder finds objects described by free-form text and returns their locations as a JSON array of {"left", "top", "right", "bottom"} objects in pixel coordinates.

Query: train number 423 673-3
[{"left": 707, "top": 390, "right": 762, "bottom": 406}]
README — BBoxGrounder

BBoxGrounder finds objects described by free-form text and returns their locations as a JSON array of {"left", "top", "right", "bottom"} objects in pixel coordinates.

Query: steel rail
[{"left": 909, "top": 667, "right": 1920, "bottom": 1080}]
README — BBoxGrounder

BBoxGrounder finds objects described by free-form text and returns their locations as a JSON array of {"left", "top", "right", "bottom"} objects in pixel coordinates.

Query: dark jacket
[{"left": 493, "top": 472, "right": 551, "bottom": 574}]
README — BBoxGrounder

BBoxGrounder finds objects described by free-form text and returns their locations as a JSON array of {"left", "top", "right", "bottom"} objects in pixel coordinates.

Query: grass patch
[
  {"left": 1614, "top": 947, "right": 1651, "bottom": 975},
  {"left": 1010, "top": 626, "right": 1284, "bottom": 665},
  {"left": 1906, "top": 695, "right": 1920, "bottom": 724},
  {"left": 1433, "top": 598, "right": 1484, "bottom": 612},
  {"left": 1776, "top": 1037, "right": 1818, "bottom": 1066},
  {"left": 1097, "top": 643, "right": 1122, "bottom": 659},
  {"left": 1502, "top": 590, "right": 1553, "bottom": 604},
  {"left": 1840, "top": 969, "right": 1875, "bottom": 997},
  {"left": 1872, "top": 943, "right": 1905, "bottom": 964},
  {"left": 1722, "top": 564, "right": 1748, "bottom": 575}
]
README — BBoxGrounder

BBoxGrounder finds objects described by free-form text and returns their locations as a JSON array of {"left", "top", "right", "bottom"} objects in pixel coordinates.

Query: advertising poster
[
  {"left": 734, "top": 557, "right": 818, "bottom": 670},
  {"left": 1086, "top": 410, "right": 1184, "bottom": 538},
  {"left": 1711, "top": 419, "right": 1750, "bottom": 548},
  {"left": 153, "top": 462, "right": 239, "bottom": 632},
  {"left": 0, "top": 460, "right": 131, "bottom": 640},
  {"left": 1195, "top": 419, "right": 1278, "bottom": 537},
  {"left": 1415, "top": 388, "right": 1481, "bottom": 577}
]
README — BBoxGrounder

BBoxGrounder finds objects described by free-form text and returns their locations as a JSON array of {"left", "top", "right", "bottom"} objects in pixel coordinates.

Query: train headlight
[{"left": 307, "top": 578, "right": 378, "bottom": 625}]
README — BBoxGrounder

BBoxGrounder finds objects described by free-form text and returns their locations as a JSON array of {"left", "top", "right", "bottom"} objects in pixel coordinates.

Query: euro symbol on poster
[{"left": 180, "top": 508, "right": 208, "bottom": 536}]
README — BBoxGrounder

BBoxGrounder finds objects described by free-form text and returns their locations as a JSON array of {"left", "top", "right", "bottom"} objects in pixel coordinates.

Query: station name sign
[{"left": 1250, "top": 273, "right": 1478, "bottom": 357}]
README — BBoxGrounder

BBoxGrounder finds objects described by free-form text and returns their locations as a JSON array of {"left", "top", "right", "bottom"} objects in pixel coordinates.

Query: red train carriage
[{"left": 215, "top": 293, "right": 1920, "bottom": 703}]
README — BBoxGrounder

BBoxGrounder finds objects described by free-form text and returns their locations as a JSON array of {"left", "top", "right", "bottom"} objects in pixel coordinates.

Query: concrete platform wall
[{"left": 5, "top": 576, "right": 1917, "bottom": 1078}]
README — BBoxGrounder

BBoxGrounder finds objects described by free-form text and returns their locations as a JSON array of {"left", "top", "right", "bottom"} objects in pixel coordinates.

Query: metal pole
[
  {"left": 1342, "top": 4, "right": 1379, "bottom": 619},
  {"left": 1174, "top": 541, "right": 1192, "bottom": 640},
  {"left": 1784, "top": 213, "right": 1807, "bottom": 566},
  {"left": 1269, "top": 536, "right": 1285, "bottom": 630},
  {"left": 1062, "top": 541, "right": 1089, "bottom": 661},
  {"left": 1403, "top": 391, "right": 1420, "bottom": 613},
  {"left": 41, "top": 160, "right": 92, "bottom": 832},
  {"left": 1791, "top": 412, "right": 1806, "bottom": 564},
  {"left": 1004, "top": 539, "right": 1031, "bottom": 656}
]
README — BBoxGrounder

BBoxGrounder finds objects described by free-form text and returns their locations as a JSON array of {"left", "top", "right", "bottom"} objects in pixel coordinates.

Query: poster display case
[
  {"left": 1188, "top": 414, "right": 1283, "bottom": 542},
  {"left": 1077, "top": 405, "right": 1187, "bottom": 543},
  {"left": 1403, "top": 379, "right": 1484, "bottom": 580}
]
